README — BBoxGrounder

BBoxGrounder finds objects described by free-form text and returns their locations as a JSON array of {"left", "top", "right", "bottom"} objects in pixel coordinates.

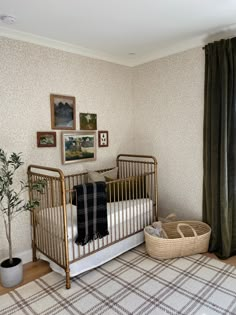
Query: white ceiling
[{"left": 1, "top": 0, "right": 236, "bottom": 66}]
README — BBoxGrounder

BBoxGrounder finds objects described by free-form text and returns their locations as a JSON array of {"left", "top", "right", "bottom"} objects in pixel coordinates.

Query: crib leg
[
  {"left": 32, "top": 241, "right": 37, "bottom": 262},
  {"left": 66, "top": 270, "right": 71, "bottom": 289}
]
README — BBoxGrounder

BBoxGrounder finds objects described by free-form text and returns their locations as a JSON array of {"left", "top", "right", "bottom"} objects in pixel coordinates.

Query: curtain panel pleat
[{"left": 203, "top": 38, "right": 236, "bottom": 258}]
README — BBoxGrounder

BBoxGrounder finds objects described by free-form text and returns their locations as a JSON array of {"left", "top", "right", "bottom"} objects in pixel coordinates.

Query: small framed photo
[
  {"left": 37, "top": 132, "right": 56, "bottom": 147},
  {"left": 98, "top": 131, "right": 109, "bottom": 147},
  {"left": 80, "top": 113, "right": 97, "bottom": 130},
  {"left": 61, "top": 131, "right": 96, "bottom": 164},
  {"left": 50, "top": 94, "right": 76, "bottom": 130}
]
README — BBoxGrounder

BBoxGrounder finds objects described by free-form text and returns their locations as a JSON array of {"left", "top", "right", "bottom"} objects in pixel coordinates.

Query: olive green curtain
[{"left": 203, "top": 38, "right": 236, "bottom": 258}]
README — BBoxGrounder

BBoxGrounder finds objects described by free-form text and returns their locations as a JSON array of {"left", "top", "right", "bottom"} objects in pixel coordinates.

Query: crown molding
[
  {"left": 130, "top": 35, "right": 206, "bottom": 67},
  {"left": 0, "top": 26, "right": 131, "bottom": 67},
  {"left": 1, "top": 25, "right": 236, "bottom": 67},
  {"left": 129, "top": 24, "right": 236, "bottom": 66}
]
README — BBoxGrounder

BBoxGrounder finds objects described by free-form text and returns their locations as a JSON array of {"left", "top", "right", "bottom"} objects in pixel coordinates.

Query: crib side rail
[
  {"left": 67, "top": 173, "right": 155, "bottom": 263},
  {"left": 27, "top": 165, "right": 70, "bottom": 287},
  {"left": 106, "top": 173, "right": 154, "bottom": 237},
  {"left": 116, "top": 154, "right": 158, "bottom": 220}
]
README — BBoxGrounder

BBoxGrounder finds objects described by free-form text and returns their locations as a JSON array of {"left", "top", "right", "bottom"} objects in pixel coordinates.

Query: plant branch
[{"left": 0, "top": 148, "right": 46, "bottom": 262}]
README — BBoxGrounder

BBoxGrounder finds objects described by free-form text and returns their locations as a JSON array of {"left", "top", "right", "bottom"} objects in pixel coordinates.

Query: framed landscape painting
[
  {"left": 50, "top": 94, "right": 76, "bottom": 130},
  {"left": 61, "top": 131, "right": 96, "bottom": 164},
  {"left": 37, "top": 132, "right": 56, "bottom": 147}
]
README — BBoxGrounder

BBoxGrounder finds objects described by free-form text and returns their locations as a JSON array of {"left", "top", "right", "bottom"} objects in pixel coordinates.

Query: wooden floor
[
  {"left": 0, "top": 260, "right": 51, "bottom": 296},
  {"left": 204, "top": 252, "right": 236, "bottom": 266},
  {"left": 1, "top": 253, "right": 236, "bottom": 296}
]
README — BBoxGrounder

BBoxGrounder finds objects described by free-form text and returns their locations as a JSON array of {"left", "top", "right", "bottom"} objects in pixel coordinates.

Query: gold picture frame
[
  {"left": 50, "top": 94, "right": 76, "bottom": 130},
  {"left": 61, "top": 131, "right": 96, "bottom": 164}
]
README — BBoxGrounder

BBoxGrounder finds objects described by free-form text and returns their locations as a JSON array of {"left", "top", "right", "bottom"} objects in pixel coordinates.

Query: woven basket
[{"left": 144, "top": 221, "right": 211, "bottom": 260}]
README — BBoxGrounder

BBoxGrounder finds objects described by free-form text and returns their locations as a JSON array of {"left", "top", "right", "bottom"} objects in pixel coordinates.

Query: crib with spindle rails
[{"left": 28, "top": 154, "right": 158, "bottom": 289}]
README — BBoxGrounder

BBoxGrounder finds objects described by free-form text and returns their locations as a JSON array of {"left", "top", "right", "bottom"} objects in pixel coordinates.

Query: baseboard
[{"left": 17, "top": 249, "right": 32, "bottom": 264}]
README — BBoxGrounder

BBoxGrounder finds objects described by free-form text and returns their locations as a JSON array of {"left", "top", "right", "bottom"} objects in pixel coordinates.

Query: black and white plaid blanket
[{"left": 73, "top": 181, "right": 109, "bottom": 246}]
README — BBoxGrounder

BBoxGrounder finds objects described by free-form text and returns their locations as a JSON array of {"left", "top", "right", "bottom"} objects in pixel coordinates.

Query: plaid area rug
[{"left": 1, "top": 245, "right": 236, "bottom": 315}]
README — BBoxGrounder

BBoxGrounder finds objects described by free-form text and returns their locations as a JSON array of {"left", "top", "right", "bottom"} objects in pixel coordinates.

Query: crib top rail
[
  {"left": 27, "top": 164, "right": 65, "bottom": 180},
  {"left": 27, "top": 165, "right": 114, "bottom": 183},
  {"left": 28, "top": 154, "right": 157, "bottom": 179},
  {"left": 117, "top": 154, "right": 157, "bottom": 165}
]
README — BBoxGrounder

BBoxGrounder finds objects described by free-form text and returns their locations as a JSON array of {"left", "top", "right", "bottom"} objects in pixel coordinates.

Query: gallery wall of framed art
[{"left": 37, "top": 94, "right": 109, "bottom": 163}]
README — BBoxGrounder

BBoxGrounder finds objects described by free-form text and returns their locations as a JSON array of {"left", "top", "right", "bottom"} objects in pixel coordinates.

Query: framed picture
[
  {"left": 61, "top": 131, "right": 96, "bottom": 164},
  {"left": 98, "top": 130, "right": 109, "bottom": 147},
  {"left": 50, "top": 94, "right": 76, "bottom": 130},
  {"left": 37, "top": 132, "right": 56, "bottom": 147},
  {"left": 80, "top": 113, "right": 97, "bottom": 130}
]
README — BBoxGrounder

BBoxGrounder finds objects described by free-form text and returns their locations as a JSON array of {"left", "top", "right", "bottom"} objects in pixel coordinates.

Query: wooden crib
[{"left": 28, "top": 154, "right": 158, "bottom": 289}]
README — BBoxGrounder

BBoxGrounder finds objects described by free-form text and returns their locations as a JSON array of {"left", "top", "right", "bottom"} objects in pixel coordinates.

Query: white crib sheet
[
  {"left": 37, "top": 198, "right": 153, "bottom": 276},
  {"left": 38, "top": 198, "right": 152, "bottom": 241},
  {"left": 66, "top": 198, "right": 153, "bottom": 241}
]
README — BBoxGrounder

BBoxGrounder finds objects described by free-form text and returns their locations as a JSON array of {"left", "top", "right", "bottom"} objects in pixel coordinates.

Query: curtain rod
[{"left": 202, "top": 35, "right": 236, "bottom": 50}]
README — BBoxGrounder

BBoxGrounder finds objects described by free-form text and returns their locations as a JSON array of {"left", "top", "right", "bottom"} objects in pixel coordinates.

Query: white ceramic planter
[{"left": 0, "top": 257, "right": 23, "bottom": 288}]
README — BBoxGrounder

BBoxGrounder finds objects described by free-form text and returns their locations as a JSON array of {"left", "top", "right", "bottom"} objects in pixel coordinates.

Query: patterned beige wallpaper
[
  {"left": 0, "top": 37, "right": 205, "bottom": 263},
  {"left": 0, "top": 37, "right": 134, "bottom": 261},
  {"left": 133, "top": 48, "right": 205, "bottom": 221}
]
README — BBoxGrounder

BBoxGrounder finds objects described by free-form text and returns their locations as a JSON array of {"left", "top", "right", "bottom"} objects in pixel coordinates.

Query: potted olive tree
[{"left": 0, "top": 149, "right": 45, "bottom": 288}]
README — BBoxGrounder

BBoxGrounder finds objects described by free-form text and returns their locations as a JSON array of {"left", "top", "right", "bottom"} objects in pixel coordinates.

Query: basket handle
[{"left": 177, "top": 223, "right": 198, "bottom": 238}]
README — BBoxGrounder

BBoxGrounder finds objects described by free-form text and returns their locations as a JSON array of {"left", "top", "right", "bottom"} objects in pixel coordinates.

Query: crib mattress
[
  {"left": 36, "top": 198, "right": 153, "bottom": 276},
  {"left": 67, "top": 198, "right": 152, "bottom": 240},
  {"left": 37, "top": 198, "right": 152, "bottom": 241}
]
